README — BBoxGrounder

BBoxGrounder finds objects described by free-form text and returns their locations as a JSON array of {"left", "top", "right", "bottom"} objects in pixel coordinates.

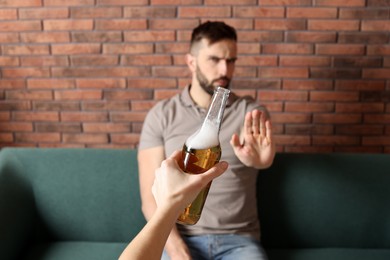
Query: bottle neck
[{"left": 202, "top": 87, "right": 230, "bottom": 133}]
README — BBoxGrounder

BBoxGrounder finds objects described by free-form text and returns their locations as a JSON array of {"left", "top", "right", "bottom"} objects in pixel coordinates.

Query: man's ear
[{"left": 186, "top": 53, "right": 196, "bottom": 73}]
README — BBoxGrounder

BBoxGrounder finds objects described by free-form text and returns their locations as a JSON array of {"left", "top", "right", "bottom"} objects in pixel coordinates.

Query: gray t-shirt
[{"left": 139, "top": 85, "right": 268, "bottom": 239}]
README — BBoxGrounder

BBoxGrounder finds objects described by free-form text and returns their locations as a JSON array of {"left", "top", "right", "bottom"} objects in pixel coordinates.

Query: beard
[{"left": 196, "top": 65, "right": 231, "bottom": 96}]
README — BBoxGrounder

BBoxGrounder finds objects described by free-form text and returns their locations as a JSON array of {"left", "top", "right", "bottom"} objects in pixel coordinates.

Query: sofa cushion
[
  {"left": 258, "top": 153, "right": 390, "bottom": 248},
  {"left": 22, "top": 241, "right": 127, "bottom": 260}
]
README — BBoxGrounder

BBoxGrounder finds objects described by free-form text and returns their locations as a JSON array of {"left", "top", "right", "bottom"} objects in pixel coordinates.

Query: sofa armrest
[{"left": 0, "top": 151, "right": 35, "bottom": 260}]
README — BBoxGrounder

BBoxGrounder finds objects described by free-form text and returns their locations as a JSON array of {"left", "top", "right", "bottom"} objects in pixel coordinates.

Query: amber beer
[
  {"left": 177, "top": 144, "right": 221, "bottom": 225},
  {"left": 176, "top": 86, "right": 230, "bottom": 225}
]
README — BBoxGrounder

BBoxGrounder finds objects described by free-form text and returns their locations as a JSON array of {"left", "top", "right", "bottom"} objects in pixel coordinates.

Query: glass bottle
[{"left": 177, "top": 87, "right": 230, "bottom": 225}]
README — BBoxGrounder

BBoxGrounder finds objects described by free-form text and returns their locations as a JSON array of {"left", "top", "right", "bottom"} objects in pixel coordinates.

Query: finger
[
  {"left": 244, "top": 111, "right": 253, "bottom": 135},
  {"left": 259, "top": 111, "right": 267, "bottom": 137},
  {"left": 199, "top": 161, "right": 228, "bottom": 184},
  {"left": 265, "top": 120, "right": 272, "bottom": 140},
  {"left": 252, "top": 110, "right": 260, "bottom": 136},
  {"left": 230, "top": 133, "right": 241, "bottom": 149}
]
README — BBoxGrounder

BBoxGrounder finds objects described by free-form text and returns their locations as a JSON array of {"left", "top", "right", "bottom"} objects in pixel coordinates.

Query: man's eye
[
  {"left": 227, "top": 58, "right": 237, "bottom": 64},
  {"left": 210, "top": 57, "right": 220, "bottom": 63}
]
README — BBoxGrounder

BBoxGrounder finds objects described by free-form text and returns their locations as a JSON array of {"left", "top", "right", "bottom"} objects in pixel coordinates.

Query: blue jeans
[{"left": 162, "top": 234, "right": 268, "bottom": 260}]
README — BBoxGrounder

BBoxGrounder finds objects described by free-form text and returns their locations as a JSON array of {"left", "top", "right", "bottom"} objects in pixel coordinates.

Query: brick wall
[{"left": 0, "top": 0, "right": 389, "bottom": 153}]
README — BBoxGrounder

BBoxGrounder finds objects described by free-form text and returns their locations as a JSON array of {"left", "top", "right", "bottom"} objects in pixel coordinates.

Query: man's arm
[{"left": 138, "top": 147, "right": 191, "bottom": 260}]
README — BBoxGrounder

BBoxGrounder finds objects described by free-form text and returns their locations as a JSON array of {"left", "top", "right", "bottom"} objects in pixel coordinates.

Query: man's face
[{"left": 193, "top": 39, "right": 237, "bottom": 95}]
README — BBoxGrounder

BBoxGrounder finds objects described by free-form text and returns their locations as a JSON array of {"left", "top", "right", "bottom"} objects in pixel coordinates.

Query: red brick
[
  {"left": 54, "top": 90, "right": 102, "bottom": 100},
  {"left": 34, "top": 102, "right": 80, "bottom": 111},
  {"left": 0, "top": 112, "right": 10, "bottom": 121},
  {"left": 83, "top": 101, "right": 129, "bottom": 111},
  {"left": 156, "top": 43, "right": 189, "bottom": 54},
  {"left": 110, "top": 112, "right": 147, "bottom": 122},
  {"left": 363, "top": 136, "right": 390, "bottom": 146},
  {"left": 0, "top": 0, "right": 41, "bottom": 7},
  {"left": 0, "top": 133, "right": 13, "bottom": 143},
  {"left": 52, "top": 43, "right": 101, "bottom": 55},
  {"left": 52, "top": 67, "right": 151, "bottom": 77},
  {"left": 310, "top": 91, "right": 359, "bottom": 102},
  {"left": 364, "top": 114, "right": 390, "bottom": 124},
  {"left": 127, "top": 78, "right": 177, "bottom": 89},
  {"left": 71, "top": 55, "right": 119, "bottom": 66},
  {"left": 0, "top": 122, "right": 33, "bottom": 132},
  {"left": 286, "top": 124, "right": 334, "bottom": 135},
  {"left": 0, "top": 9, "right": 17, "bottom": 20},
  {"left": 124, "top": 30, "right": 175, "bottom": 42},
  {"left": 122, "top": 55, "right": 172, "bottom": 66},
  {"left": 19, "top": 8, "right": 69, "bottom": 19},
  {"left": 336, "top": 80, "right": 385, "bottom": 91},
  {"left": 238, "top": 43, "right": 261, "bottom": 54},
  {"left": 255, "top": 19, "right": 306, "bottom": 30},
  {"left": 2, "top": 45, "right": 50, "bottom": 55},
  {"left": 336, "top": 103, "right": 385, "bottom": 113},
  {"left": 95, "top": 19, "right": 147, "bottom": 30},
  {"left": 63, "top": 133, "right": 108, "bottom": 144},
  {"left": 44, "top": 0, "right": 94, "bottom": 6},
  {"left": 124, "top": 7, "right": 176, "bottom": 18},
  {"left": 2, "top": 68, "right": 50, "bottom": 78},
  {"left": 336, "top": 125, "right": 384, "bottom": 135},
  {"left": 260, "top": 0, "right": 312, "bottom": 5},
  {"left": 285, "top": 102, "right": 334, "bottom": 112},
  {"left": 0, "top": 101, "right": 31, "bottom": 111},
  {"left": 238, "top": 31, "right": 284, "bottom": 42},
  {"left": 21, "top": 56, "right": 69, "bottom": 67},
  {"left": 72, "top": 32, "right": 122, "bottom": 42},
  {"left": 44, "top": 20, "right": 93, "bottom": 31},
  {"left": 258, "top": 90, "right": 308, "bottom": 101},
  {"left": 0, "top": 21, "right": 41, "bottom": 32},
  {"left": 0, "top": 57, "right": 19, "bottom": 66},
  {"left": 236, "top": 56, "right": 277, "bottom": 67},
  {"left": 367, "top": 45, "right": 390, "bottom": 55},
  {"left": 111, "top": 133, "right": 140, "bottom": 145},
  {"left": 334, "top": 57, "right": 382, "bottom": 68},
  {"left": 131, "top": 101, "right": 156, "bottom": 111},
  {"left": 28, "top": 79, "right": 75, "bottom": 89},
  {"left": 269, "top": 113, "right": 311, "bottom": 124},
  {"left": 76, "top": 78, "right": 126, "bottom": 89},
  {"left": 262, "top": 43, "right": 313, "bottom": 54},
  {"left": 280, "top": 56, "right": 330, "bottom": 67},
  {"left": 310, "top": 68, "right": 361, "bottom": 79},
  {"left": 258, "top": 68, "right": 309, "bottom": 78},
  {"left": 286, "top": 146, "right": 334, "bottom": 153},
  {"left": 71, "top": 7, "right": 121, "bottom": 18},
  {"left": 274, "top": 135, "right": 311, "bottom": 145},
  {"left": 13, "top": 112, "right": 59, "bottom": 122},
  {"left": 155, "top": 89, "right": 181, "bottom": 100},
  {"left": 83, "top": 123, "right": 131, "bottom": 133},
  {"left": 103, "top": 43, "right": 153, "bottom": 54},
  {"left": 286, "top": 31, "right": 336, "bottom": 43},
  {"left": 61, "top": 112, "right": 108, "bottom": 122},
  {"left": 363, "top": 69, "right": 390, "bottom": 79},
  {"left": 313, "top": 136, "right": 360, "bottom": 146},
  {"left": 362, "top": 20, "right": 390, "bottom": 31},
  {"left": 179, "top": 6, "right": 231, "bottom": 17},
  {"left": 308, "top": 20, "right": 360, "bottom": 31},
  {"left": 35, "top": 123, "right": 81, "bottom": 133},
  {"left": 15, "top": 133, "right": 61, "bottom": 143},
  {"left": 103, "top": 90, "right": 152, "bottom": 100},
  {"left": 151, "top": 0, "right": 200, "bottom": 4},
  {"left": 149, "top": 19, "right": 199, "bottom": 30},
  {"left": 287, "top": 7, "right": 337, "bottom": 18},
  {"left": 6, "top": 90, "right": 53, "bottom": 100},
  {"left": 153, "top": 66, "right": 191, "bottom": 78},
  {"left": 98, "top": 0, "right": 148, "bottom": 4},
  {"left": 205, "top": 0, "right": 256, "bottom": 4},
  {"left": 21, "top": 32, "right": 70, "bottom": 43},
  {"left": 315, "top": 0, "right": 365, "bottom": 6},
  {"left": 313, "top": 114, "right": 362, "bottom": 124},
  {"left": 234, "top": 7, "right": 284, "bottom": 17},
  {"left": 316, "top": 44, "right": 365, "bottom": 55},
  {"left": 339, "top": 8, "right": 389, "bottom": 19},
  {"left": 0, "top": 33, "right": 19, "bottom": 43}
]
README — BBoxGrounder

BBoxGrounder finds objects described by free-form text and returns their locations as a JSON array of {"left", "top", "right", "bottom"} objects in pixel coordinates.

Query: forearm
[{"left": 119, "top": 206, "right": 179, "bottom": 260}]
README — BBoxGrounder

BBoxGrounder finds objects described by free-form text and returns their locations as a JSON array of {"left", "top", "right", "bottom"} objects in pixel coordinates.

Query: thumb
[{"left": 199, "top": 161, "right": 228, "bottom": 184}]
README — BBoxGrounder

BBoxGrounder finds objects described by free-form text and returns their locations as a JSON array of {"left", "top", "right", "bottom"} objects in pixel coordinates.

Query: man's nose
[{"left": 218, "top": 60, "right": 228, "bottom": 76}]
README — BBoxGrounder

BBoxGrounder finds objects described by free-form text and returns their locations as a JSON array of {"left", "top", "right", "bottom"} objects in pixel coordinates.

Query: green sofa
[{"left": 1, "top": 148, "right": 390, "bottom": 260}]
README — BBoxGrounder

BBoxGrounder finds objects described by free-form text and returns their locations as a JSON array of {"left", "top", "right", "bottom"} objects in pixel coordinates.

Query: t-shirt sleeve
[{"left": 138, "top": 103, "right": 165, "bottom": 150}]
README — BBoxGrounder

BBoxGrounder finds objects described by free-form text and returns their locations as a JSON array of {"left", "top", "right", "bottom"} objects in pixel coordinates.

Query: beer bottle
[{"left": 177, "top": 86, "right": 230, "bottom": 225}]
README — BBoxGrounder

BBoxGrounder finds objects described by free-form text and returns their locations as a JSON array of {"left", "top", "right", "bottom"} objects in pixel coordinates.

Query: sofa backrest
[
  {"left": 258, "top": 153, "right": 390, "bottom": 249},
  {"left": 0, "top": 148, "right": 146, "bottom": 244}
]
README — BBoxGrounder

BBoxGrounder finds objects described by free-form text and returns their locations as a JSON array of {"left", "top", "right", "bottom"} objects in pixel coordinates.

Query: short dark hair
[{"left": 190, "top": 21, "right": 237, "bottom": 48}]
